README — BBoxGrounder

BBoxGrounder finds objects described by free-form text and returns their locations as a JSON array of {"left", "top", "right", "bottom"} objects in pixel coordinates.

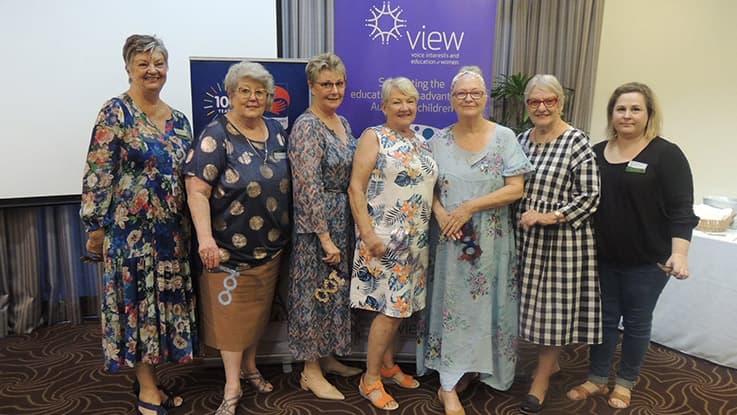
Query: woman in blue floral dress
[
  {"left": 81, "top": 35, "right": 196, "bottom": 415},
  {"left": 349, "top": 77, "right": 438, "bottom": 411},
  {"left": 417, "top": 66, "right": 533, "bottom": 415},
  {"left": 288, "top": 53, "right": 362, "bottom": 402}
]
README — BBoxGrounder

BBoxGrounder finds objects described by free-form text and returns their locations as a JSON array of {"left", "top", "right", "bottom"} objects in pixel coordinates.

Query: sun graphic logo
[
  {"left": 202, "top": 82, "right": 230, "bottom": 118},
  {"left": 365, "top": 1, "right": 407, "bottom": 45}
]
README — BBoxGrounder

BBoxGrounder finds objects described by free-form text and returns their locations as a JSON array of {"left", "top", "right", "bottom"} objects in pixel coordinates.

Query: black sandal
[
  {"left": 520, "top": 394, "right": 544, "bottom": 414},
  {"left": 240, "top": 370, "right": 274, "bottom": 393},
  {"left": 133, "top": 380, "right": 183, "bottom": 408},
  {"left": 135, "top": 400, "right": 168, "bottom": 415}
]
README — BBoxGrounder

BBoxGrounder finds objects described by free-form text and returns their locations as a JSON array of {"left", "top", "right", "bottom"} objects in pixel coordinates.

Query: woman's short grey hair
[
  {"left": 224, "top": 61, "right": 275, "bottom": 110},
  {"left": 306, "top": 53, "right": 346, "bottom": 84},
  {"left": 381, "top": 77, "right": 419, "bottom": 105},
  {"left": 524, "top": 74, "right": 565, "bottom": 107},
  {"left": 123, "top": 34, "right": 168, "bottom": 68},
  {"left": 450, "top": 65, "right": 487, "bottom": 91}
]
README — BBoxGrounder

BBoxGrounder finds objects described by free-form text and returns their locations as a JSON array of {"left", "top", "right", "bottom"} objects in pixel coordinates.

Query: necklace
[{"left": 227, "top": 117, "right": 268, "bottom": 165}]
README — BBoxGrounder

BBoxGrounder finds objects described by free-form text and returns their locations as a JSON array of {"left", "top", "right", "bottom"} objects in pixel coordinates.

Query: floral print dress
[
  {"left": 417, "top": 125, "right": 533, "bottom": 390},
  {"left": 81, "top": 93, "right": 197, "bottom": 372},
  {"left": 350, "top": 126, "right": 438, "bottom": 318},
  {"left": 288, "top": 110, "right": 356, "bottom": 361}
]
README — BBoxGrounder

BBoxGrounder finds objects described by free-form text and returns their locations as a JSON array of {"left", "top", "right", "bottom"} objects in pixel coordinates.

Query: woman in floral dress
[
  {"left": 81, "top": 34, "right": 196, "bottom": 415},
  {"left": 349, "top": 77, "right": 438, "bottom": 411},
  {"left": 288, "top": 53, "right": 362, "bottom": 401},
  {"left": 417, "top": 66, "right": 533, "bottom": 415}
]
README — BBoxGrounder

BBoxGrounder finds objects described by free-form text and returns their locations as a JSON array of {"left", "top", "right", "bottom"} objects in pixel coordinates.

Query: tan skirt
[{"left": 199, "top": 254, "right": 281, "bottom": 351}]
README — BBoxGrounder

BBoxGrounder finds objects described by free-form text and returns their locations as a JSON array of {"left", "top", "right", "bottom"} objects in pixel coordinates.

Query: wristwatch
[{"left": 553, "top": 210, "right": 564, "bottom": 223}]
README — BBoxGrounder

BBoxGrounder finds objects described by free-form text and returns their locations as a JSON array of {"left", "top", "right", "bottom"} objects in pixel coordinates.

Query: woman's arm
[
  {"left": 288, "top": 117, "right": 341, "bottom": 264},
  {"left": 348, "top": 128, "right": 385, "bottom": 257},
  {"left": 445, "top": 175, "right": 524, "bottom": 235},
  {"left": 81, "top": 99, "right": 124, "bottom": 254},
  {"left": 185, "top": 176, "right": 218, "bottom": 269}
]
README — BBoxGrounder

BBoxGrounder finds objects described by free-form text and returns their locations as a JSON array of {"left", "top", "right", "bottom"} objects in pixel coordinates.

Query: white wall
[
  {"left": 591, "top": 0, "right": 737, "bottom": 202},
  {"left": 0, "top": 0, "right": 277, "bottom": 200}
]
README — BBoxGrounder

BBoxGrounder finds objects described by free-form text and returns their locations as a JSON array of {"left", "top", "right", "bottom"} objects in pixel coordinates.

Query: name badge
[
  {"left": 273, "top": 151, "right": 288, "bottom": 161},
  {"left": 625, "top": 160, "right": 648, "bottom": 174}
]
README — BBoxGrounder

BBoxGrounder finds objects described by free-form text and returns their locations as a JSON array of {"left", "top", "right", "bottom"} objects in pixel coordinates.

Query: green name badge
[{"left": 625, "top": 160, "right": 648, "bottom": 174}]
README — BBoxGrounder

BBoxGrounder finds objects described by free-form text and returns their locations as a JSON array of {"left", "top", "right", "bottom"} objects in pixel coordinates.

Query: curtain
[
  {"left": 280, "top": 0, "right": 334, "bottom": 58},
  {"left": 493, "top": 0, "right": 605, "bottom": 133},
  {"left": 0, "top": 205, "right": 101, "bottom": 337}
]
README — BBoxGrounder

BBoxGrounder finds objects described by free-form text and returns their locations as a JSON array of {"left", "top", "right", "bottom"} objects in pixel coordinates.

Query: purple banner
[{"left": 335, "top": 0, "right": 497, "bottom": 136}]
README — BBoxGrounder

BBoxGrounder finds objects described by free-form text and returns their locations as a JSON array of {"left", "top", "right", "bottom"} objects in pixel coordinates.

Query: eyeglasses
[
  {"left": 452, "top": 90, "right": 485, "bottom": 100},
  {"left": 316, "top": 81, "right": 346, "bottom": 90},
  {"left": 526, "top": 97, "right": 559, "bottom": 109},
  {"left": 237, "top": 87, "right": 268, "bottom": 100}
]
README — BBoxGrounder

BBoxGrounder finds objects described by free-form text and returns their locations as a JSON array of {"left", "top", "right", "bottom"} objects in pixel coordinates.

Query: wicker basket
[{"left": 696, "top": 211, "right": 736, "bottom": 232}]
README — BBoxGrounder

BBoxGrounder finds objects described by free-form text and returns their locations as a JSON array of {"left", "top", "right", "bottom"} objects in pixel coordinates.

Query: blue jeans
[{"left": 588, "top": 261, "right": 669, "bottom": 389}]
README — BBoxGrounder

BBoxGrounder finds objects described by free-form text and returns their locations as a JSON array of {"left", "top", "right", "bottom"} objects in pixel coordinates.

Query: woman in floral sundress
[
  {"left": 349, "top": 77, "right": 438, "bottom": 411},
  {"left": 417, "top": 66, "right": 533, "bottom": 415},
  {"left": 81, "top": 34, "right": 196, "bottom": 415}
]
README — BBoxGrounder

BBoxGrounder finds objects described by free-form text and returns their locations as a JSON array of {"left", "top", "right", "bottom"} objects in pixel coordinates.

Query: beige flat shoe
[
  {"left": 299, "top": 372, "right": 345, "bottom": 400},
  {"left": 437, "top": 388, "right": 466, "bottom": 415},
  {"left": 323, "top": 363, "right": 363, "bottom": 377}
]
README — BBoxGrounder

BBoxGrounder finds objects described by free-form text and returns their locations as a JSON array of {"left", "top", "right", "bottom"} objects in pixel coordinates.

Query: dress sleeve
[
  {"left": 183, "top": 120, "right": 227, "bottom": 186},
  {"left": 658, "top": 140, "right": 699, "bottom": 240},
  {"left": 288, "top": 115, "right": 329, "bottom": 234},
  {"left": 499, "top": 128, "right": 534, "bottom": 177},
  {"left": 80, "top": 98, "right": 125, "bottom": 232},
  {"left": 559, "top": 131, "right": 601, "bottom": 229}
]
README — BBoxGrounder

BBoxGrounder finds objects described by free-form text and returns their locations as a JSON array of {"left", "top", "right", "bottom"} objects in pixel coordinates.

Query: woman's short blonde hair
[
  {"left": 381, "top": 77, "right": 419, "bottom": 105},
  {"left": 606, "top": 82, "right": 662, "bottom": 141},
  {"left": 305, "top": 53, "right": 346, "bottom": 84}
]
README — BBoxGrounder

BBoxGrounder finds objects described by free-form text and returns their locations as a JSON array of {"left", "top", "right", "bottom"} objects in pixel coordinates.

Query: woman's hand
[
  {"left": 663, "top": 253, "right": 689, "bottom": 279},
  {"left": 198, "top": 236, "right": 221, "bottom": 270},
  {"left": 442, "top": 203, "right": 474, "bottom": 238},
  {"left": 434, "top": 205, "right": 463, "bottom": 240},
  {"left": 362, "top": 231, "right": 386, "bottom": 258},
  {"left": 319, "top": 233, "right": 341, "bottom": 265},
  {"left": 86, "top": 229, "right": 105, "bottom": 254},
  {"left": 519, "top": 210, "right": 558, "bottom": 229}
]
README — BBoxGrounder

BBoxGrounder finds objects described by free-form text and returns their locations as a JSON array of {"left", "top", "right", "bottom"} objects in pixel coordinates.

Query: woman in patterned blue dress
[
  {"left": 185, "top": 61, "right": 292, "bottom": 415},
  {"left": 417, "top": 66, "right": 533, "bottom": 415},
  {"left": 288, "top": 53, "right": 362, "bottom": 401},
  {"left": 81, "top": 34, "right": 196, "bottom": 415},
  {"left": 349, "top": 77, "right": 438, "bottom": 411}
]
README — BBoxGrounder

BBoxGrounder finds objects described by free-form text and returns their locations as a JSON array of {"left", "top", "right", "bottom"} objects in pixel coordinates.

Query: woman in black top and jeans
[{"left": 566, "top": 82, "right": 698, "bottom": 409}]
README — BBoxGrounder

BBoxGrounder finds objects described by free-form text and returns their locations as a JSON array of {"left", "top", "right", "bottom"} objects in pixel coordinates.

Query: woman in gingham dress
[{"left": 515, "top": 74, "right": 601, "bottom": 414}]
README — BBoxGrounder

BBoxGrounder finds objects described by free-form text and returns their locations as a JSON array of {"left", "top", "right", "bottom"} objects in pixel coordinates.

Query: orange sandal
[
  {"left": 359, "top": 375, "right": 399, "bottom": 411},
  {"left": 380, "top": 364, "right": 420, "bottom": 389},
  {"left": 566, "top": 381, "right": 609, "bottom": 401}
]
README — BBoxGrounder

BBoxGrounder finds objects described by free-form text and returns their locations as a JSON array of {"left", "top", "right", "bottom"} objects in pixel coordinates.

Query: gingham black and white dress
[{"left": 516, "top": 127, "right": 602, "bottom": 346}]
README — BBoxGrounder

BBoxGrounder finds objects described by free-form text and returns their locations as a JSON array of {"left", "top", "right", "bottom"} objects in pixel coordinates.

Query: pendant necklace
[{"left": 229, "top": 118, "right": 268, "bottom": 165}]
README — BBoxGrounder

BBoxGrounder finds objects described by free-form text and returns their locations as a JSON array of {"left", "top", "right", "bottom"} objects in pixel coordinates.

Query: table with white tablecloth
[{"left": 651, "top": 230, "right": 737, "bottom": 369}]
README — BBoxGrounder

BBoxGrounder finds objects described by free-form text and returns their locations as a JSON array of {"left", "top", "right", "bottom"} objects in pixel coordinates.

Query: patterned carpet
[{"left": 1, "top": 322, "right": 736, "bottom": 415}]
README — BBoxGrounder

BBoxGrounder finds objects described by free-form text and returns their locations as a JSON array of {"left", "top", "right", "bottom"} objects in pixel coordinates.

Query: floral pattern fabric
[
  {"left": 417, "top": 125, "right": 533, "bottom": 390},
  {"left": 80, "top": 93, "right": 197, "bottom": 372},
  {"left": 350, "top": 126, "right": 438, "bottom": 318},
  {"left": 287, "top": 110, "right": 356, "bottom": 361}
]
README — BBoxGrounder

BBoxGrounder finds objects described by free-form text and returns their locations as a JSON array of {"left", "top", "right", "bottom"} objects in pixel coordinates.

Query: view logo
[{"left": 365, "top": 1, "right": 465, "bottom": 50}]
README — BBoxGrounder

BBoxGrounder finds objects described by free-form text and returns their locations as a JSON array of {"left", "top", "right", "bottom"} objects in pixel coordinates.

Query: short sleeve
[
  {"left": 183, "top": 119, "right": 227, "bottom": 186},
  {"left": 498, "top": 126, "right": 534, "bottom": 177}
]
